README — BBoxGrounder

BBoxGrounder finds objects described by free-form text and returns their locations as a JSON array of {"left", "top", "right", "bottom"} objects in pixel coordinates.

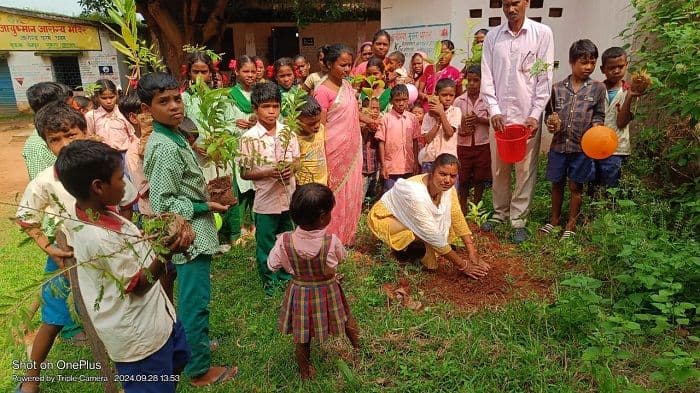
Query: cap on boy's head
[
  {"left": 569, "top": 39, "right": 599, "bottom": 63},
  {"left": 136, "top": 72, "right": 179, "bottom": 105},
  {"left": 118, "top": 91, "right": 141, "bottom": 119},
  {"left": 465, "top": 64, "right": 481, "bottom": 76},
  {"left": 388, "top": 51, "right": 405, "bottom": 65},
  {"left": 251, "top": 82, "right": 281, "bottom": 107},
  {"left": 435, "top": 77, "right": 456, "bottom": 93},
  {"left": 390, "top": 84, "right": 409, "bottom": 99},
  {"left": 26, "top": 82, "right": 72, "bottom": 113},
  {"left": 289, "top": 183, "right": 335, "bottom": 227},
  {"left": 35, "top": 101, "right": 86, "bottom": 140},
  {"left": 56, "top": 139, "right": 123, "bottom": 201},
  {"left": 601, "top": 47, "right": 627, "bottom": 66},
  {"left": 299, "top": 95, "right": 321, "bottom": 118}
]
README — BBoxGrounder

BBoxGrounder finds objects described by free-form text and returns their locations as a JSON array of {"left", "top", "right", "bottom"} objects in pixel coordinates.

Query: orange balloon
[{"left": 581, "top": 126, "right": 619, "bottom": 159}]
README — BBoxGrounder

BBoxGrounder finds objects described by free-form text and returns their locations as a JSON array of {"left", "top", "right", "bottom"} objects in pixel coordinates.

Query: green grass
[{"left": 0, "top": 163, "right": 697, "bottom": 392}]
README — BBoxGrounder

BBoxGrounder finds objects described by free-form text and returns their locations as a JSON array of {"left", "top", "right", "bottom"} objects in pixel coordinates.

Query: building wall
[
  {"left": 381, "top": 0, "right": 634, "bottom": 150},
  {"left": 230, "top": 21, "right": 380, "bottom": 72},
  {"left": 7, "top": 27, "right": 124, "bottom": 112}
]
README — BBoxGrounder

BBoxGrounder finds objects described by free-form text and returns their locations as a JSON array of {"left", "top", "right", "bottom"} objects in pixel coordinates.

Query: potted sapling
[{"left": 189, "top": 77, "right": 239, "bottom": 206}]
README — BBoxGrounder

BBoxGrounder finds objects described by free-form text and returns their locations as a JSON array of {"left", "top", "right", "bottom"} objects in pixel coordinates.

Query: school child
[
  {"left": 138, "top": 72, "right": 237, "bottom": 387},
  {"left": 542, "top": 39, "right": 606, "bottom": 239},
  {"left": 239, "top": 82, "right": 300, "bottom": 296},
  {"left": 360, "top": 97, "right": 382, "bottom": 202},
  {"left": 267, "top": 183, "right": 360, "bottom": 379},
  {"left": 72, "top": 95, "right": 94, "bottom": 114},
  {"left": 376, "top": 84, "right": 420, "bottom": 190},
  {"left": 54, "top": 140, "right": 192, "bottom": 393},
  {"left": 596, "top": 47, "right": 643, "bottom": 188},
  {"left": 229, "top": 55, "right": 259, "bottom": 237},
  {"left": 293, "top": 54, "right": 310, "bottom": 85},
  {"left": 420, "top": 78, "right": 461, "bottom": 173},
  {"left": 22, "top": 82, "right": 73, "bottom": 181},
  {"left": 273, "top": 57, "right": 296, "bottom": 117},
  {"left": 85, "top": 79, "right": 137, "bottom": 152},
  {"left": 359, "top": 57, "right": 392, "bottom": 112},
  {"left": 14, "top": 102, "right": 138, "bottom": 393},
  {"left": 302, "top": 46, "right": 328, "bottom": 93},
  {"left": 119, "top": 92, "right": 153, "bottom": 215},
  {"left": 453, "top": 65, "right": 491, "bottom": 211},
  {"left": 296, "top": 96, "right": 328, "bottom": 186},
  {"left": 386, "top": 50, "right": 409, "bottom": 87},
  {"left": 253, "top": 56, "right": 267, "bottom": 83}
]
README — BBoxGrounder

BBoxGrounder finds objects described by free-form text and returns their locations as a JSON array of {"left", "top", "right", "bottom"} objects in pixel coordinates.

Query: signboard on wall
[
  {"left": 385, "top": 24, "right": 451, "bottom": 68},
  {"left": 0, "top": 11, "right": 101, "bottom": 51}
]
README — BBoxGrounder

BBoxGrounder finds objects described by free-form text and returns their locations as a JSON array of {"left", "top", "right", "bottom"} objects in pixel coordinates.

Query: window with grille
[{"left": 52, "top": 57, "right": 82, "bottom": 89}]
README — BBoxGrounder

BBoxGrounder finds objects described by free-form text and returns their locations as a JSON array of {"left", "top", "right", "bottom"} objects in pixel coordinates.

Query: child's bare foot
[
  {"left": 300, "top": 365, "right": 316, "bottom": 380},
  {"left": 17, "top": 382, "right": 39, "bottom": 393},
  {"left": 189, "top": 365, "right": 237, "bottom": 387}
]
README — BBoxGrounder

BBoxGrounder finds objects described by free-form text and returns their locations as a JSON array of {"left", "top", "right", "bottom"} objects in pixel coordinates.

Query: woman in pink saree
[{"left": 314, "top": 44, "right": 363, "bottom": 245}]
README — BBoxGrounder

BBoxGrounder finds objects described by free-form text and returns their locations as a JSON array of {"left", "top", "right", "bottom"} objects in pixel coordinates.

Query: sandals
[
  {"left": 539, "top": 223, "right": 555, "bottom": 235},
  {"left": 189, "top": 365, "right": 238, "bottom": 387},
  {"left": 560, "top": 230, "right": 576, "bottom": 241}
]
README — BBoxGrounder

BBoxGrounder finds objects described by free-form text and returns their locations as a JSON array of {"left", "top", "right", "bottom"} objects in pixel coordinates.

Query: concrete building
[
  {"left": 380, "top": 0, "right": 635, "bottom": 82},
  {"left": 0, "top": 6, "right": 127, "bottom": 114},
  {"left": 380, "top": 0, "right": 635, "bottom": 150}
]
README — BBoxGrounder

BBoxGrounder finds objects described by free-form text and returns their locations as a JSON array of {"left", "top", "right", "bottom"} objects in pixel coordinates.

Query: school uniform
[
  {"left": 453, "top": 93, "right": 491, "bottom": 183},
  {"left": 267, "top": 227, "right": 352, "bottom": 343},
  {"left": 375, "top": 109, "right": 421, "bottom": 189},
  {"left": 420, "top": 105, "right": 462, "bottom": 173},
  {"left": 143, "top": 120, "right": 218, "bottom": 378},
  {"left": 239, "top": 121, "right": 300, "bottom": 293},
  {"left": 16, "top": 165, "right": 137, "bottom": 328},
  {"left": 70, "top": 207, "right": 189, "bottom": 393}
]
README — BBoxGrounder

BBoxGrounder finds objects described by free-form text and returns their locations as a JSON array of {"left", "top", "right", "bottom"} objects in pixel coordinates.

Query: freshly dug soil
[
  {"left": 207, "top": 175, "right": 237, "bottom": 206},
  {"left": 419, "top": 231, "right": 551, "bottom": 311}
]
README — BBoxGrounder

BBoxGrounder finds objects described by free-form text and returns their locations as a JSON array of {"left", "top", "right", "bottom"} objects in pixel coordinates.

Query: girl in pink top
[
  {"left": 313, "top": 44, "right": 363, "bottom": 245},
  {"left": 268, "top": 183, "right": 360, "bottom": 380},
  {"left": 86, "top": 79, "right": 137, "bottom": 152},
  {"left": 418, "top": 40, "right": 463, "bottom": 111}
]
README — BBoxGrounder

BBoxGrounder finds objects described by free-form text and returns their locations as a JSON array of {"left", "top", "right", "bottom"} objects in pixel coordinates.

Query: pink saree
[{"left": 315, "top": 80, "right": 363, "bottom": 245}]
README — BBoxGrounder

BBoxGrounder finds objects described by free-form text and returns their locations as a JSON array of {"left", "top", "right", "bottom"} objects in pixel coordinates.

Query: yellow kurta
[
  {"left": 296, "top": 125, "right": 328, "bottom": 186},
  {"left": 368, "top": 174, "right": 471, "bottom": 269}
]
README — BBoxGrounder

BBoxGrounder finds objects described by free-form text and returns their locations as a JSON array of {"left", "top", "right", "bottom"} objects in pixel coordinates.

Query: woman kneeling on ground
[{"left": 368, "top": 153, "right": 491, "bottom": 279}]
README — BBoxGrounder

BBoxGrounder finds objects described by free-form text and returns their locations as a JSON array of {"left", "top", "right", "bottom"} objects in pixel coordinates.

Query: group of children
[{"left": 13, "top": 29, "right": 642, "bottom": 391}]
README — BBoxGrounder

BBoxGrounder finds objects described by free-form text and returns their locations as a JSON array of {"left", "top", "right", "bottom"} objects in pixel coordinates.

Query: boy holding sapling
[
  {"left": 14, "top": 102, "right": 138, "bottom": 393},
  {"left": 596, "top": 47, "right": 649, "bottom": 188},
  {"left": 55, "top": 140, "right": 193, "bottom": 393},
  {"left": 542, "top": 39, "right": 606, "bottom": 240},
  {"left": 239, "top": 82, "right": 300, "bottom": 295},
  {"left": 139, "top": 72, "right": 237, "bottom": 387}
]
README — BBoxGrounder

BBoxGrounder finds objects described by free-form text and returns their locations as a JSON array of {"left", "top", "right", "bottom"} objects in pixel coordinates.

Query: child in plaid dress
[{"left": 267, "top": 183, "right": 361, "bottom": 379}]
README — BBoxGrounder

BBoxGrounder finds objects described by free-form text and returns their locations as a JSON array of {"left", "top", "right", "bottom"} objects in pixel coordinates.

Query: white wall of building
[
  {"left": 381, "top": 0, "right": 634, "bottom": 81},
  {"left": 7, "top": 27, "right": 123, "bottom": 112}
]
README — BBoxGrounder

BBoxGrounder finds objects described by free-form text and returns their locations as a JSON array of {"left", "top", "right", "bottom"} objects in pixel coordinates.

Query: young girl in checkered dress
[{"left": 267, "top": 183, "right": 361, "bottom": 379}]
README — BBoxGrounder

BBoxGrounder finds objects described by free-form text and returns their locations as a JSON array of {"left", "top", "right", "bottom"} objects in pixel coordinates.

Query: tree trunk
[
  {"left": 56, "top": 232, "right": 119, "bottom": 393},
  {"left": 136, "top": 0, "right": 231, "bottom": 81}
]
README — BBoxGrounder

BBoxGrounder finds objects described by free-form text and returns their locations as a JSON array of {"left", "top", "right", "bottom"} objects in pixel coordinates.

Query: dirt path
[{"left": 0, "top": 117, "right": 34, "bottom": 201}]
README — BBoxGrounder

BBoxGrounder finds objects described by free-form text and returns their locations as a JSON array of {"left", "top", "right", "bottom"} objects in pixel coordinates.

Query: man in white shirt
[{"left": 480, "top": 0, "right": 554, "bottom": 243}]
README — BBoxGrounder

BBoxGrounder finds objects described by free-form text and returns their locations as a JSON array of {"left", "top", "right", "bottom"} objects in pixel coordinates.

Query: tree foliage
[{"left": 624, "top": 0, "right": 700, "bottom": 203}]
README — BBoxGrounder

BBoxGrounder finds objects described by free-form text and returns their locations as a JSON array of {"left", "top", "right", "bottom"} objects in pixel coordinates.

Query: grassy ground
[{"left": 0, "top": 168, "right": 696, "bottom": 392}]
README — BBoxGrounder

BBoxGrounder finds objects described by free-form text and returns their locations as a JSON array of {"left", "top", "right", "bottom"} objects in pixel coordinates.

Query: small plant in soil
[
  {"left": 465, "top": 200, "right": 490, "bottom": 227},
  {"left": 189, "top": 76, "right": 239, "bottom": 206}
]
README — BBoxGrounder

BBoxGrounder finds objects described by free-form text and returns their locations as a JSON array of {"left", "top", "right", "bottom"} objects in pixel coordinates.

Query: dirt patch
[
  {"left": 419, "top": 231, "right": 551, "bottom": 312},
  {"left": 0, "top": 118, "right": 34, "bottom": 200}
]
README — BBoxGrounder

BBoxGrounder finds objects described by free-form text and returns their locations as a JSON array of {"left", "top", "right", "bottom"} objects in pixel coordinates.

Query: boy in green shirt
[{"left": 139, "top": 72, "right": 237, "bottom": 387}]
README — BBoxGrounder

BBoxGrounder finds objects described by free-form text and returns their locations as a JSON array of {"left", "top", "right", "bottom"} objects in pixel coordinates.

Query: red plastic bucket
[{"left": 495, "top": 124, "right": 529, "bottom": 163}]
